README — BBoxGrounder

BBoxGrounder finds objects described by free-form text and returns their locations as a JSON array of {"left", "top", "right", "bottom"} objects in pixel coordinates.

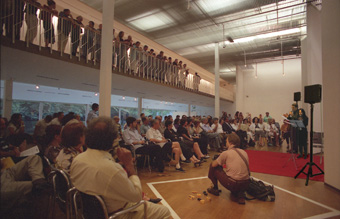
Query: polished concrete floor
[{"left": 138, "top": 142, "right": 340, "bottom": 219}]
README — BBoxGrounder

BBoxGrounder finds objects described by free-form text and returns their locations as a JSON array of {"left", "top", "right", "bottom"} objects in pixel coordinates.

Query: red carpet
[{"left": 245, "top": 150, "right": 324, "bottom": 182}]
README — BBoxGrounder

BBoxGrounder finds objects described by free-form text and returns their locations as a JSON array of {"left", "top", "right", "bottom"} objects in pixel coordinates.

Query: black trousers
[{"left": 135, "top": 144, "right": 164, "bottom": 172}]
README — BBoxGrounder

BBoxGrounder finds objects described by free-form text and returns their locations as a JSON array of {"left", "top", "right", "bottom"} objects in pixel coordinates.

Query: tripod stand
[{"left": 294, "top": 103, "right": 324, "bottom": 186}]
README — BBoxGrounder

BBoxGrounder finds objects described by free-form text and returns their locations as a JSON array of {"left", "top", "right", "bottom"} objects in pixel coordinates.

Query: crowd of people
[
  {"left": 1, "top": 0, "right": 203, "bottom": 90},
  {"left": 1, "top": 101, "right": 311, "bottom": 216}
]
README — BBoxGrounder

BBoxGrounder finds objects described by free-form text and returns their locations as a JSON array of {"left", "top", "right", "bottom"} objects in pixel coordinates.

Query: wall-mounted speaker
[
  {"left": 304, "top": 84, "right": 322, "bottom": 104},
  {"left": 294, "top": 92, "right": 301, "bottom": 101}
]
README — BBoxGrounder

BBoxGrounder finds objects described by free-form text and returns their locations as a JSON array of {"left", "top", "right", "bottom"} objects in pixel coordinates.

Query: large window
[
  {"left": 142, "top": 109, "right": 172, "bottom": 118},
  {"left": 42, "top": 102, "right": 86, "bottom": 122},
  {"left": 12, "top": 100, "right": 40, "bottom": 134},
  {"left": 111, "top": 107, "right": 138, "bottom": 126}
]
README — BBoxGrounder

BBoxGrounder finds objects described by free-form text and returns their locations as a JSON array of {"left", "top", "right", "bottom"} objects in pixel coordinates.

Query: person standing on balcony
[
  {"left": 71, "top": 15, "right": 83, "bottom": 56},
  {"left": 172, "top": 59, "right": 179, "bottom": 86},
  {"left": 57, "top": 9, "right": 73, "bottom": 53},
  {"left": 41, "top": 0, "right": 57, "bottom": 47},
  {"left": 95, "top": 24, "right": 102, "bottom": 62},
  {"left": 81, "top": 21, "right": 95, "bottom": 59},
  {"left": 24, "top": 0, "right": 41, "bottom": 44}
]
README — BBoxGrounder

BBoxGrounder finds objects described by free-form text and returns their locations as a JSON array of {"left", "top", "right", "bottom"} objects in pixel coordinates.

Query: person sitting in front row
[
  {"left": 146, "top": 119, "right": 184, "bottom": 172},
  {"left": 207, "top": 133, "right": 250, "bottom": 205},
  {"left": 123, "top": 117, "right": 164, "bottom": 173},
  {"left": 70, "top": 116, "right": 170, "bottom": 218}
]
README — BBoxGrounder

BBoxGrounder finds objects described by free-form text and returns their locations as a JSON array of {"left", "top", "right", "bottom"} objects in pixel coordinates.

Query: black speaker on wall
[
  {"left": 294, "top": 92, "right": 301, "bottom": 101},
  {"left": 304, "top": 84, "right": 322, "bottom": 104}
]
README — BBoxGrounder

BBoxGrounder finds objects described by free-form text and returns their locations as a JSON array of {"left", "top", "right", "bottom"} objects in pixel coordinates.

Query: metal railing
[{"left": 0, "top": 0, "right": 233, "bottom": 100}]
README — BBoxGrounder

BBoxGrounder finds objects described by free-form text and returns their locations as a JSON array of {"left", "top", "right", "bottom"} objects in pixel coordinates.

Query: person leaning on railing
[
  {"left": 71, "top": 16, "right": 83, "bottom": 56},
  {"left": 24, "top": 0, "right": 41, "bottom": 44},
  {"left": 57, "top": 8, "right": 73, "bottom": 53},
  {"left": 40, "top": 0, "right": 58, "bottom": 47}
]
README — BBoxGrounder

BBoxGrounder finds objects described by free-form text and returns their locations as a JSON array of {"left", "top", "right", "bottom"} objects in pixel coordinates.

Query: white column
[
  {"left": 214, "top": 43, "right": 220, "bottom": 117},
  {"left": 99, "top": 0, "right": 115, "bottom": 117},
  {"left": 322, "top": 0, "right": 340, "bottom": 190},
  {"left": 301, "top": 4, "right": 323, "bottom": 132},
  {"left": 3, "top": 79, "right": 13, "bottom": 119},
  {"left": 188, "top": 104, "right": 191, "bottom": 117},
  {"left": 236, "top": 65, "right": 244, "bottom": 112},
  {"left": 138, "top": 97, "right": 143, "bottom": 117}
]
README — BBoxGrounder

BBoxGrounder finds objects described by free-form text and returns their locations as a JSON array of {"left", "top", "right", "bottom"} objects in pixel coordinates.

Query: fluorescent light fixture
[
  {"left": 127, "top": 11, "right": 175, "bottom": 32},
  {"left": 198, "top": 0, "right": 247, "bottom": 14}
]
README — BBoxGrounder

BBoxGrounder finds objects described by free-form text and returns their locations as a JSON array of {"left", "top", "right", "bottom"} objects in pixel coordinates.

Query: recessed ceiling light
[{"left": 35, "top": 85, "right": 40, "bottom": 89}]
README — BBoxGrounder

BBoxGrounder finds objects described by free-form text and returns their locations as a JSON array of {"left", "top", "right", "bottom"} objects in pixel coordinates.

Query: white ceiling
[{"left": 80, "top": 0, "right": 307, "bottom": 83}]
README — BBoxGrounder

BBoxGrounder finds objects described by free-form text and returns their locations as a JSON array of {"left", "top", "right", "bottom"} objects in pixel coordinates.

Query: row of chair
[{"left": 44, "top": 157, "right": 147, "bottom": 219}]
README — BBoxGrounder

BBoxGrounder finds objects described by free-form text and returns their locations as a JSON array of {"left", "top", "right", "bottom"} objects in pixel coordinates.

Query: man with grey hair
[
  {"left": 201, "top": 117, "right": 223, "bottom": 151},
  {"left": 70, "top": 116, "right": 170, "bottom": 218}
]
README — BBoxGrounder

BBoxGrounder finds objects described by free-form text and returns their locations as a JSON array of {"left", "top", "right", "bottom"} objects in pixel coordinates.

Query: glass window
[
  {"left": 43, "top": 102, "right": 86, "bottom": 122},
  {"left": 111, "top": 106, "right": 138, "bottom": 127},
  {"left": 142, "top": 109, "right": 172, "bottom": 118}
]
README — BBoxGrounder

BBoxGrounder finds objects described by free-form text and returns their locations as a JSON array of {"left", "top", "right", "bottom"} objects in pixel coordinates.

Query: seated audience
[
  {"left": 123, "top": 117, "right": 164, "bottom": 173},
  {"left": 56, "top": 123, "right": 85, "bottom": 173},
  {"left": 211, "top": 117, "right": 227, "bottom": 147},
  {"left": 146, "top": 119, "right": 184, "bottom": 171},
  {"left": 6, "top": 113, "right": 25, "bottom": 137},
  {"left": 192, "top": 119, "right": 209, "bottom": 156},
  {"left": 44, "top": 125, "right": 62, "bottom": 164},
  {"left": 164, "top": 120, "right": 202, "bottom": 166},
  {"left": 207, "top": 133, "right": 250, "bottom": 205},
  {"left": 249, "top": 117, "right": 265, "bottom": 146},
  {"left": 70, "top": 116, "right": 171, "bottom": 218},
  {"left": 265, "top": 119, "right": 279, "bottom": 146},
  {"left": 201, "top": 117, "right": 223, "bottom": 151},
  {"left": 140, "top": 117, "right": 150, "bottom": 137},
  {"left": 263, "top": 112, "right": 272, "bottom": 123}
]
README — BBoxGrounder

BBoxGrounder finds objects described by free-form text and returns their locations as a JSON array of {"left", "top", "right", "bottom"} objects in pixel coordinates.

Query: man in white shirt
[
  {"left": 49, "top": 112, "right": 64, "bottom": 126},
  {"left": 207, "top": 133, "right": 250, "bottom": 205},
  {"left": 211, "top": 118, "right": 227, "bottom": 148},
  {"left": 86, "top": 103, "right": 99, "bottom": 126},
  {"left": 70, "top": 116, "right": 170, "bottom": 218},
  {"left": 201, "top": 118, "right": 223, "bottom": 151},
  {"left": 146, "top": 119, "right": 184, "bottom": 171},
  {"left": 123, "top": 117, "right": 164, "bottom": 172},
  {"left": 34, "top": 115, "right": 52, "bottom": 139}
]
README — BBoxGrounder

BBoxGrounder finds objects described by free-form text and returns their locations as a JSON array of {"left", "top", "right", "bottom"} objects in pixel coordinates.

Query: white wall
[
  {"left": 322, "top": 0, "right": 340, "bottom": 190},
  {"left": 240, "top": 59, "right": 302, "bottom": 124}
]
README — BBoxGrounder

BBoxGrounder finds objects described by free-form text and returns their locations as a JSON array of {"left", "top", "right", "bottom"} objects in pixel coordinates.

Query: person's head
[
  {"left": 226, "top": 133, "right": 240, "bottom": 149},
  {"left": 183, "top": 64, "right": 187, "bottom": 68},
  {"left": 202, "top": 117, "right": 208, "bottom": 124},
  {"left": 61, "top": 112, "right": 76, "bottom": 126},
  {"left": 150, "top": 119, "right": 160, "bottom": 129},
  {"left": 61, "top": 123, "right": 85, "bottom": 149},
  {"left": 57, "top": 112, "right": 64, "bottom": 121},
  {"left": 143, "top": 45, "right": 148, "bottom": 51},
  {"left": 118, "top": 31, "right": 124, "bottom": 38},
  {"left": 253, "top": 117, "right": 259, "bottom": 124},
  {"left": 160, "top": 51, "right": 164, "bottom": 56},
  {"left": 272, "top": 119, "right": 276, "bottom": 123},
  {"left": 194, "top": 120, "right": 200, "bottom": 127},
  {"left": 165, "top": 120, "right": 173, "bottom": 129},
  {"left": 45, "top": 124, "right": 62, "bottom": 146},
  {"left": 98, "top": 24, "right": 102, "bottom": 30},
  {"left": 266, "top": 112, "right": 269, "bottom": 117},
  {"left": 259, "top": 118, "right": 263, "bottom": 124},
  {"left": 292, "top": 103, "right": 298, "bottom": 111},
  {"left": 174, "top": 118, "right": 180, "bottom": 125},
  {"left": 135, "top": 41, "right": 141, "bottom": 47},
  {"left": 268, "top": 118, "right": 273, "bottom": 124},
  {"left": 47, "top": 0, "right": 56, "bottom": 8},
  {"left": 89, "top": 21, "right": 95, "bottom": 28},
  {"left": 142, "top": 117, "right": 148, "bottom": 125},
  {"left": 76, "top": 16, "right": 83, "bottom": 22},
  {"left": 86, "top": 117, "right": 118, "bottom": 151},
  {"left": 9, "top": 113, "right": 22, "bottom": 125},
  {"left": 92, "top": 103, "right": 99, "bottom": 111},
  {"left": 233, "top": 119, "right": 238, "bottom": 124},
  {"left": 113, "top": 116, "right": 120, "bottom": 124},
  {"left": 140, "top": 113, "right": 145, "bottom": 118},
  {"left": 148, "top": 115, "right": 153, "bottom": 119},
  {"left": 212, "top": 117, "right": 219, "bottom": 124},
  {"left": 0, "top": 118, "right": 6, "bottom": 131},
  {"left": 219, "top": 118, "right": 224, "bottom": 124},
  {"left": 63, "top": 9, "right": 71, "bottom": 16},
  {"left": 150, "top": 49, "right": 154, "bottom": 53},
  {"left": 180, "top": 118, "right": 187, "bottom": 127},
  {"left": 44, "top": 115, "right": 53, "bottom": 123},
  {"left": 187, "top": 117, "right": 193, "bottom": 126},
  {"left": 126, "top": 117, "right": 137, "bottom": 129},
  {"left": 155, "top": 116, "right": 161, "bottom": 122}
]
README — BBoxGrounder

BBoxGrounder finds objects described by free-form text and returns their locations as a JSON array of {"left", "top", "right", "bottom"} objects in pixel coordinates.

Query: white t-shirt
[
  {"left": 216, "top": 148, "right": 249, "bottom": 180},
  {"left": 211, "top": 123, "right": 224, "bottom": 134},
  {"left": 146, "top": 128, "right": 166, "bottom": 147},
  {"left": 35, "top": 119, "right": 49, "bottom": 136}
]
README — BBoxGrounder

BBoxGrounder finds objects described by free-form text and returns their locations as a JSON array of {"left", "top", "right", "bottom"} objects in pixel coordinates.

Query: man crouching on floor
[{"left": 207, "top": 133, "right": 250, "bottom": 204}]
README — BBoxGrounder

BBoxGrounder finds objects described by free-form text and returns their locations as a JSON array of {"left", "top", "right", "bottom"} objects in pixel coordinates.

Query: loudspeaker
[
  {"left": 294, "top": 92, "right": 301, "bottom": 101},
  {"left": 304, "top": 84, "right": 322, "bottom": 104}
]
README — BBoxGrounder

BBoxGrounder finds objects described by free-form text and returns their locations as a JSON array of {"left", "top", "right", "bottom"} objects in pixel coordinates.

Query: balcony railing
[{"left": 0, "top": 0, "right": 233, "bottom": 101}]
